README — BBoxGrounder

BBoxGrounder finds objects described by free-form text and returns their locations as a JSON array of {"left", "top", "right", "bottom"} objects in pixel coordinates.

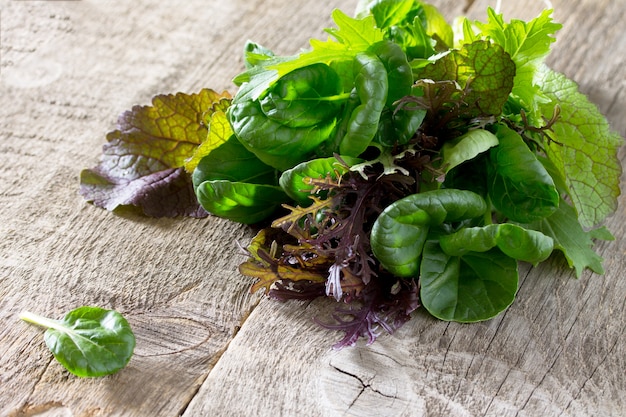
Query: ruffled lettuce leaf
[{"left": 80, "top": 89, "right": 231, "bottom": 217}]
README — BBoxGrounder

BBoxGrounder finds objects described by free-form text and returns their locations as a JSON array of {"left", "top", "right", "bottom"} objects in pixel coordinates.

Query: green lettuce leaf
[
  {"left": 80, "top": 89, "right": 231, "bottom": 217},
  {"left": 536, "top": 67, "right": 623, "bottom": 227}
]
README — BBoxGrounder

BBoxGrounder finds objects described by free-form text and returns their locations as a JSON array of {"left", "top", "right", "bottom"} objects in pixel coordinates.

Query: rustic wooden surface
[{"left": 0, "top": 0, "right": 624, "bottom": 416}]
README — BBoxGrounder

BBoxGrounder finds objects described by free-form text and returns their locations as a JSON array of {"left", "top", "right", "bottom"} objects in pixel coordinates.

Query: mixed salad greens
[{"left": 80, "top": 0, "right": 622, "bottom": 348}]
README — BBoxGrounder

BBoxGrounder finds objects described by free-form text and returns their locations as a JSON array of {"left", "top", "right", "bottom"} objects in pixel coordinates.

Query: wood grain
[{"left": 0, "top": 0, "right": 624, "bottom": 416}]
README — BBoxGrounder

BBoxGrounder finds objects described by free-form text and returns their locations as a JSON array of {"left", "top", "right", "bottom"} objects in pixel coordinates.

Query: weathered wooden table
[{"left": 1, "top": 1, "right": 624, "bottom": 416}]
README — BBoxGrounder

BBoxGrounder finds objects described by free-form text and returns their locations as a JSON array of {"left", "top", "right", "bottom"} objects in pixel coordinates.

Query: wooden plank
[
  {"left": 0, "top": 0, "right": 624, "bottom": 416},
  {"left": 182, "top": 1, "right": 626, "bottom": 416},
  {"left": 0, "top": 1, "right": 276, "bottom": 415}
]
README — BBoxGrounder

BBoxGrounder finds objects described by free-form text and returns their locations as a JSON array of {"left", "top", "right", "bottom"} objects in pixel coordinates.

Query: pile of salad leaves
[{"left": 81, "top": 0, "right": 623, "bottom": 348}]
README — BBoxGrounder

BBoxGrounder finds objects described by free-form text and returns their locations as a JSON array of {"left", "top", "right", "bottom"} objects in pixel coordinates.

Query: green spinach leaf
[
  {"left": 420, "top": 243, "right": 518, "bottom": 322},
  {"left": 20, "top": 307, "right": 135, "bottom": 378},
  {"left": 370, "top": 189, "right": 488, "bottom": 277},
  {"left": 487, "top": 124, "right": 559, "bottom": 222}
]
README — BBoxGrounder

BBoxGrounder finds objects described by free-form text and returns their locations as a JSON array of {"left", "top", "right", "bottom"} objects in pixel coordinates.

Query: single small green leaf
[
  {"left": 195, "top": 180, "right": 289, "bottom": 224},
  {"left": 536, "top": 66, "right": 623, "bottom": 227},
  {"left": 441, "top": 129, "right": 499, "bottom": 173},
  {"left": 422, "top": 3, "right": 454, "bottom": 50},
  {"left": 439, "top": 223, "right": 553, "bottom": 265},
  {"left": 370, "top": 189, "right": 488, "bottom": 277},
  {"left": 488, "top": 124, "right": 559, "bottom": 222},
  {"left": 420, "top": 243, "right": 518, "bottom": 322},
  {"left": 20, "top": 307, "right": 135, "bottom": 378},
  {"left": 525, "top": 199, "right": 607, "bottom": 276},
  {"left": 243, "top": 41, "right": 275, "bottom": 69}
]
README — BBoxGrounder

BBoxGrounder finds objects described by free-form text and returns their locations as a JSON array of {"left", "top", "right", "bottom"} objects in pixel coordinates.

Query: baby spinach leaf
[
  {"left": 20, "top": 307, "right": 135, "bottom": 378},
  {"left": 370, "top": 189, "right": 488, "bottom": 277},
  {"left": 192, "top": 136, "right": 277, "bottom": 187},
  {"left": 488, "top": 124, "right": 559, "bottom": 223},
  {"left": 441, "top": 129, "right": 499, "bottom": 173},
  {"left": 80, "top": 89, "right": 231, "bottom": 217},
  {"left": 420, "top": 243, "right": 518, "bottom": 322},
  {"left": 279, "top": 155, "right": 362, "bottom": 204},
  {"left": 439, "top": 223, "right": 553, "bottom": 265},
  {"left": 195, "top": 180, "right": 288, "bottom": 224},
  {"left": 228, "top": 98, "right": 337, "bottom": 171},
  {"left": 339, "top": 51, "right": 389, "bottom": 157},
  {"left": 260, "top": 63, "right": 344, "bottom": 128},
  {"left": 537, "top": 67, "right": 623, "bottom": 227}
]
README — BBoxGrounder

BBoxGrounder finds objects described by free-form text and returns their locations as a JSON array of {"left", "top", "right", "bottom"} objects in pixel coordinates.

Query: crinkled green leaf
[
  {"left": 536, "top": 67, "right": 623, "bottom": 227},
  {"left": 441, "top": 129, "right": 499, "bottom": 172},
  {"left": 488, "top": 124, "right": 559, "bottom": 223},
  {"left": 420, "top": 243, "right": 518, "bottom": 322},
  {"left": 415, "top": 40, "right": 516, "bottom": 117},
  {"left": 439, "top": 223, "right": 553, "bottom": 265},
  {"left": 80, "top": 89, "right": 231, "bottom": 217},
  {"left": 525, "top": 198, "right": 607, "bottom": 276},
  {"left": 370, "top": 189, "right": 488, "bottom": 277},
  {"left": 195, "top": 180, "right": 289, "bottom": 224}
]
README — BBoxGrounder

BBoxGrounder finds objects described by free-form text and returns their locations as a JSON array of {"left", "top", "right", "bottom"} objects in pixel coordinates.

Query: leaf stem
[{"left": 19, "top": 311, "right": 63, "bottom": 332}]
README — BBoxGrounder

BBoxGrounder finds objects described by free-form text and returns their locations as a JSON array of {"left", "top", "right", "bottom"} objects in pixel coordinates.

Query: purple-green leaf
[{"left": 80, "top": 89, "right": 231, "bottom": 217}]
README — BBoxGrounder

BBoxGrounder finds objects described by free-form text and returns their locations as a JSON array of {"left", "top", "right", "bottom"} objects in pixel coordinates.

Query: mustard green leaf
[
  {"left": 184, "top": 98, "right": 232, "bottom": 173},
  {"left": 474, "top": 8, "right": 561, "bottom": 118},
  {"left": 415, "top": 40, "right": 516, "bottom": 117},
  {"left": 80, "top": 89, "right": 231, "bottom": 217},
  {"left": 536, "top": 67, "right": 623, "bottom": 227},
  {"left": 525, "top": 199, "right": 606, "bottom": 276}
]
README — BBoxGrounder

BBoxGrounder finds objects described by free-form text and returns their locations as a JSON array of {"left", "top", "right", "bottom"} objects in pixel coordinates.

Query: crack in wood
[{"left": 331, "top": 364, "right": 397, "bottom": 407}]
